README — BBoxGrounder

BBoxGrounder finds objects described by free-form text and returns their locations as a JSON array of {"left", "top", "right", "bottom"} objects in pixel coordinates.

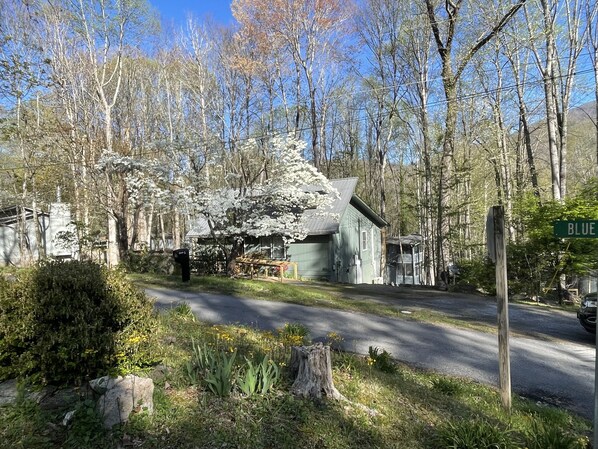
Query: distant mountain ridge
[{"left": 568, "top": 101, "right": 597, "bottom": 124}]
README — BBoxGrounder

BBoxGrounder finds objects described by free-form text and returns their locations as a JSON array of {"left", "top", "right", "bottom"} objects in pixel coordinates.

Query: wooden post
[{"left": 493, "top": 205, "right": 511, "bottom": 411}]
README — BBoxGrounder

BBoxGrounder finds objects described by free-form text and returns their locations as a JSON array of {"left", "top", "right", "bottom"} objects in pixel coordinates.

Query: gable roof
[
  {"left": 186, "top": 177, "right": 387, "bottom": 239},
  {"left": 0, "top": 206, "right": 49, "bottom": 226},
  {"left": 302, "top": 177, "right": 356, "bottom": 235}
]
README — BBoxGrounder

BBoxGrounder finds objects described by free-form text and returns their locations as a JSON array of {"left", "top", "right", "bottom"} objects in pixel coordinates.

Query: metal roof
[
  {"left": 0, "top": 206, "right": 48, "bottom": 226},
  {"left": 301, "top": 177, "right": 357, "bottom": 235},
  {"left": 387, "top": 234, "right": 423, "bottom": 246}
]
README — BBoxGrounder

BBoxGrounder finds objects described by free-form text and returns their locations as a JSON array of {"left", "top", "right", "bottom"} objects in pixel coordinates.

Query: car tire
[{"left": 580, "top": 319, "right": 596, "bottom": 334}]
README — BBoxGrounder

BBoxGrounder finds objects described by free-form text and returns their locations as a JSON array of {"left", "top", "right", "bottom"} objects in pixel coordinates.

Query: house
[
  {"left": 386, "top": 234, "right": 423, "bottom": 286},
  {"left": 0, "top": 202, "right": 76, "bottom": 266},
  {"left": 186, "top": 178, "right": 389, "bottom": 284}
]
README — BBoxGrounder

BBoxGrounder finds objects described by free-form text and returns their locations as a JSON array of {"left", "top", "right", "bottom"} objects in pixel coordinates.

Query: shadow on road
[{"left": 147, "top": 286, "right": 594, "bottom": 420}]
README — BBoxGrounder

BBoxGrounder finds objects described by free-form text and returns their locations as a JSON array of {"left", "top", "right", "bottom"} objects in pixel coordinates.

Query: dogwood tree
[
  {"left": 96, "top": 136, "right": 337, "bottom": 274},
  {"left": 195, "top": 136, "right": 338, "bottom": 274}
]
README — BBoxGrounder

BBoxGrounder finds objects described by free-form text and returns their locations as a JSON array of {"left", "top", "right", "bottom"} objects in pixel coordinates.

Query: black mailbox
[{"left": 172, "top": 248, "right": 190, "bottom": 282}]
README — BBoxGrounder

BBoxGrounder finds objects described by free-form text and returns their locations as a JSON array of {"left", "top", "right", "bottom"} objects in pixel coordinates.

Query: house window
[
  {"left": 260, "top": 236, "right": 286, "bottom": 260},
  {"left": 361, "top": 230, "right": 368, "bottom": 251}
]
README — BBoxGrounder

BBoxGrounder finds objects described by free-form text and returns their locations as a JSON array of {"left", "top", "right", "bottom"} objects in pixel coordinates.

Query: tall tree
[
  {"left": 0, "top": 0, "right": 49, "bottom": 264},
  {"left": 46, "top": 0, "right": 157, "bottom": 265},
  {"left": 397, "top": 2, "right": 436, "bottom": 284},
  {"left": 232, "top": 0, "right": 351, "bottom": 169},
  {"left": 525, "top": 0, "right": 592, "bottom": 200},
  {"left": 423, "top": 0, "right": 526, "bottom": 283},
  {"left": 584, "top": 0, "right": 598, "bottom": 167},
  {"left": 499, "top": 26, "right": 541, "bottom": 201}
]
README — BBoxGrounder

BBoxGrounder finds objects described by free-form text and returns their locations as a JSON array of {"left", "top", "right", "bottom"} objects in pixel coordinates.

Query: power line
[{"left": 0, "top": 64, "right": 596, "bottom": 173}]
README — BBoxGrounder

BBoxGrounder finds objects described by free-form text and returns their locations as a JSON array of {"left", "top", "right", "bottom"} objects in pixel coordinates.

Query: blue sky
[{"left": 149, "top": 0, "right": 235, "bottom": 26}]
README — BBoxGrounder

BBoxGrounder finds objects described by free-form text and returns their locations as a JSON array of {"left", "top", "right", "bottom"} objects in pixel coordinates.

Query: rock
[
  {"left": 149, "top": 364, "right": 171, "bottom": 383},
  {"left": 39, "top": 387, "right": 86, "bottom": 411},
  {"left": 511, "top": 293, "right": 528, "bottom": 301},
  {"left": 62, "top": 410, "right": 76, "bottom": 426},
  {"left": 0, "top": 379, "right": 18, "bottom": 406},
  {"left": 91, "top": 375, "right": 154, "bottom": 429},
  {"left": 0, "top": 379, "right": 86, "bottom": 411},
  {"left": 89, "top": 376, "right": 111, "bottom": 395}
]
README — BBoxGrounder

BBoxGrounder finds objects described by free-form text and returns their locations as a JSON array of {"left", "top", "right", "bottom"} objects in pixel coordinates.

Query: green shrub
[
  {"left": 204, "top": 350, "right": 237, "bottom": 397},
  {"left": 185, "top": 339, "right": 217, "bottom": 386},
  {"left": 171, "top": 302, "right": 196, "bottom": 321},
  {"left": 433, "top": 418, "right": 518, "bottom": 449},
  {"left": 186, "top": 338, "right": 280, "bottom": 398},
  {"left": 454, "top": 257, "right": 496, "bottom": 295},
  {"left": 63, "top": 399, "right": 111, "bottom": 449},
  {"left": 190, "top": 244, "right": 226, "bottom": 275},
  {"left": 122, "top": 250, "right": 174, "bottom": 274},
  {"left": 0, "top": 260, "right": 157, "bottom": 385}
]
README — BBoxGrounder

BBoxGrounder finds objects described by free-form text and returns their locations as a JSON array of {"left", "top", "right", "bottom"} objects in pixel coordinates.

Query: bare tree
[
  {"left": 423, "top": 0, "right": 526, "bottom": 283},
  {"left": 585, "top": 0, "right": 598, "bottom": 167},
  {"left": 232, "top": 0, "right": 351, "bottom": 169},
  {"left": 47, "top": 0, "right": 157, "bottom": 264},
  {"left": 525, "top": 0, "right": 592, "bottom": 200},
  {"left": 399, "top": 3, "right": 436, "bottom": 284},
  {"left": 0, "top": 0, "right": 49, "bottom": 264}
]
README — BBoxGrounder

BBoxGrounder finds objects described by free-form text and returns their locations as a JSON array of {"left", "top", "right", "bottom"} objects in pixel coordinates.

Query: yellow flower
[
  {"left": 263, "top": 331, "right": 274, "bottom": 340},
  {"left": 128, "top": 335, "right": 143, "bottom": 344}
]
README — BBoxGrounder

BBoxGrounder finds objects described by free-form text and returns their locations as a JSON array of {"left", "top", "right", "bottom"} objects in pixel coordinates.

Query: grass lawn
[{"left": 1, "top": 304, "right": 591, "bottom": 448}]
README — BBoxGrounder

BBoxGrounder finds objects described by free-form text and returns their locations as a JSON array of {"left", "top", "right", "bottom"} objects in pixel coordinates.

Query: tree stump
[{"left": 289, "top": 343, "right": 343, "bottom": 400}]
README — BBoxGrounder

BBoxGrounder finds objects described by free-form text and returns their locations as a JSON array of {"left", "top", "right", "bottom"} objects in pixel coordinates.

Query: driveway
[
  {"left": 145, "top": 285, "right": 595, "bottom": 420},
  {"left": 334, "top": 284, "right": 595, "bottom": 346}
]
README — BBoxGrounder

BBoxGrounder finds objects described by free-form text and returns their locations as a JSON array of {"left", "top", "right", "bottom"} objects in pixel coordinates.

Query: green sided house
[{"left": 186, "top": 178, "right": 388, "bottom": 284}]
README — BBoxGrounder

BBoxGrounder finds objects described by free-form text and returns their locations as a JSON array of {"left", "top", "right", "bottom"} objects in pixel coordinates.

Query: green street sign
[{"left": 554, "top": 220, "right": 598, "bottom": 238}]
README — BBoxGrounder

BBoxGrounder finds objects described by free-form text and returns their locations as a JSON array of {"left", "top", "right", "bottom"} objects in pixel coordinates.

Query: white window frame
[{"left": 361, "top": 230, "right": 368, "bottom": 251}]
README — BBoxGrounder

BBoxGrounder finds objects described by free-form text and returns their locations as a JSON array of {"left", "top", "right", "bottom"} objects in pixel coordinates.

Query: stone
[
  {"left": 89, "top": 376, "right": 111, "bottom": 395},
  {"left": 91, "top": 375, "right": 154, "bottom": 429},
  {"left": 149, "top": 364, "right": 171, "bottom": 383},
  {"left": 62, "top": 410, "right": 76, "bottom": 426},
  {"left": 0, "top": 379, "right": 87, "bottom": 411},
  {"left": 39, "top": 386, "right": 86, "bottom": 411},
  {"left": 0, "top": 379, "right": 18, "bottom": 406}
]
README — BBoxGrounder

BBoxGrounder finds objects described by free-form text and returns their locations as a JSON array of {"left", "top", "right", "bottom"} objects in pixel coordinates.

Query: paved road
[{"left": 145, "top": 286, "right": 595, "bottom": 419}]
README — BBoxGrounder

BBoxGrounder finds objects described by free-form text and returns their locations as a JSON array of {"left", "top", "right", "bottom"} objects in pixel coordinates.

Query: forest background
[{"left": 1, "top": 0, "right": 598, "bottom": 294}]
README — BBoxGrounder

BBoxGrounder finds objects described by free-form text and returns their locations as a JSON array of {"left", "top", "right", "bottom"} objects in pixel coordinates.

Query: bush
[
  {"left": 431, "top": 377, "right": 464, "bottom": 397},
  {"left": 122, "top": 250, "right": 174, "bottom": 274},
  {"left": 454, "top": 257, "right": 496, "bottom": 295},
  {"left": 190, "top": 244, "right": 226, "bottom": 275},
  {"left": 0, "top": 260, "right": 157, "bottom": 385}
]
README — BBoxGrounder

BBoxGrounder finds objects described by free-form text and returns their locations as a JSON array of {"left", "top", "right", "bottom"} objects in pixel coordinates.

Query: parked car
[{"left": 577, "top": 292, "right": 597, "bottom": 333}]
